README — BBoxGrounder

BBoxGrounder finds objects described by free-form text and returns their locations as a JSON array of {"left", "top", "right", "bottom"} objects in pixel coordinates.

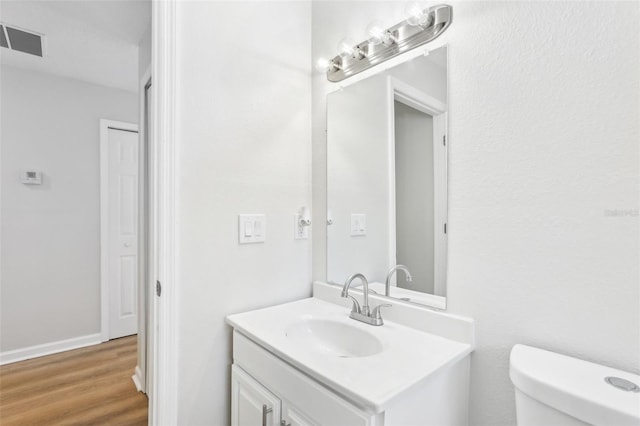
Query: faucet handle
[
  {"left": 372, "top": 303, "right": 392, "bottom": 319},
  {"left": 346, "top": 295, "right": 362, "bottom": 314}
]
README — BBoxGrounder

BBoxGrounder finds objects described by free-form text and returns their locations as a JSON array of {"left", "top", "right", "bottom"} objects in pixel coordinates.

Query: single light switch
[
  {"left": 253, "top": 219, "right": 262, "bottom": 237},
  {"left": 244, "top": 221, "right": 253, "bottom": 237},
  {"left": 350, "top": 214, "right": 366, "bottom": 236},
  {"left": 239, "top": 214, "right": 266, "bottom": 244}
]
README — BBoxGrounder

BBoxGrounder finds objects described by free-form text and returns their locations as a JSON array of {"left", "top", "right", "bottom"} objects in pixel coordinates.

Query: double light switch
[{"left": 239, "top": 214, "right": 266, "bottom": 244}]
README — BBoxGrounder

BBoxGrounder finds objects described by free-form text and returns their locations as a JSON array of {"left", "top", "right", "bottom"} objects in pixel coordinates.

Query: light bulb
[
  {"left": 367, "top": 20, "right": 397, "bottom": 46},
  {"left": 315, "top": 57, "right": 330, "bottom": 72},
  {"left": 366, "top": 20, "right": 386, "bottom": 44},
  {"left": 338, "top": 37, "right": 356, "bottom": 57},
  {"left": 338, "top": 37, "right": 366, "bottom": 60},
  {"left": 315, "top": 57, "right": 341, "bottom": 73},
  {"left": 404, "top": 1, "right": 429, "bottom": 27}
]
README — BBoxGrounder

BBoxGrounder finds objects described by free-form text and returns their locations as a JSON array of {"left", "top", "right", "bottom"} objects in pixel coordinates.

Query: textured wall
[
  {"left": 0, "top": 66, "right": 138, "bottom": 352},
  {"left": 174, "top": 2, "right": 312, "bottom": 424},
  {"left": 312, "top": 2, "right": 639, "bottom": 425}
]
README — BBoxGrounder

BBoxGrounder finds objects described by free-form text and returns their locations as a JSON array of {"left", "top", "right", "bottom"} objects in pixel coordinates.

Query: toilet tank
[{"left": 510, "top": 344, "right": 640, "bottom": 426}]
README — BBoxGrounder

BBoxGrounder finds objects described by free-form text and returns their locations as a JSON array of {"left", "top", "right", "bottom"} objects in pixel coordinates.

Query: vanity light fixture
[
  {"left": 367, "top": 20, "right": 398, "bottom": 47},
  {"left": 318, "top": 3, "right": 452, "bottom": 82},
  {"left": 338, "top": 37, "right": 367, "bottom": 60},
  {"left": 315, "top": 57, "right": 342, "bottom": 73},
  {"left": 405, "top": 1, "right": 434, "bottom": 28}
]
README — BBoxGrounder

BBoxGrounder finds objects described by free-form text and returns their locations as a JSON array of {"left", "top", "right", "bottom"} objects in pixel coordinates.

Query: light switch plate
[
  {"left": 350, "top": 213, "right": 366, "bottom": 236},
  {"left": 239, "top": 214, "right": 266, "bottom": 244}
]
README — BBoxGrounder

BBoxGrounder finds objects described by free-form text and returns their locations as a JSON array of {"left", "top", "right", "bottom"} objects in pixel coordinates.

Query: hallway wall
[{"left": 0, "top": 66, "right": 138, "bottom": 354}]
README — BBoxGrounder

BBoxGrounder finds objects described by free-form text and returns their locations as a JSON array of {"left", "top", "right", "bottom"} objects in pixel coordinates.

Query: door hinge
[
  {"left": 443, "top": 135, "right": 447, "bottom": 146},
  {"left": 444, "top": 223, "right": 447, "bottom": 234},
  {"left": 156, "top": 280, "right": 162, "bottom": 297}
]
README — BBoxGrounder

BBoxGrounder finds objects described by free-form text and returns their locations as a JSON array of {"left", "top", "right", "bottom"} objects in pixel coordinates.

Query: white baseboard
[
  {"left": 0, "top": 333, "right": 102, "bottom": 365},
  {"left": 132, "top": 365, "right": 144, "bottom": 392}
]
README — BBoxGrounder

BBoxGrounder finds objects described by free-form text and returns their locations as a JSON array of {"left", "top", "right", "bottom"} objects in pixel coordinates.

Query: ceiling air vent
[{"left": 0, "top": 24, "right": 44, "bottom": 57}]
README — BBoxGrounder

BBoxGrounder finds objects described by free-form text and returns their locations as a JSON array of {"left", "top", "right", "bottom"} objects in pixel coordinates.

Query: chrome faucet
[
  {"left": 342, "top": 273, "right": 391, "bottom": 326},
  {"left": 385, "top": 265, "right": 413, "bottom": 297}
]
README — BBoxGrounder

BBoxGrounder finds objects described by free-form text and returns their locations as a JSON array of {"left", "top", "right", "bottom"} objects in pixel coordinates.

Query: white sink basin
[
  {"left": 285, "top": 319, "right": 384, "bottom": 358},
  {"left": 226, "top": 293, "right": 474, "bottom": 412}
]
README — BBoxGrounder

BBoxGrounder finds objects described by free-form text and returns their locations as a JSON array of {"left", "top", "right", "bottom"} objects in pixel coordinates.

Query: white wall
[
  {"left": 174, "top": 2, "right": 311, "bottom": 424},
  {"left": 312, "top": 2, "right": 639, "bottom": 425},
  {"left": 388, "top": 50, "right": 447, "bottom": 105},
  {"left": 138, "top": 25, "right": 151, "bottom": 81},
  {"left": 0, "top": 66, "right": 138, "bottom": 352}
]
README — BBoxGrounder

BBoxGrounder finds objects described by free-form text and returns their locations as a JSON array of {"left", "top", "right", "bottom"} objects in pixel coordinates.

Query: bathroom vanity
[
  {"left": 227, "top": 24, "right": 466, "bottom": 426},
  {"left": 227, "top": 282, "right": 475, "bottom": 425}
]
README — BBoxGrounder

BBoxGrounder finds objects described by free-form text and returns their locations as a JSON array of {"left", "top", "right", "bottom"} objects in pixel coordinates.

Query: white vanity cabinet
[
  {"left": 227, "top": 291, "right": 475, "bottom": 426},
  {"left": 232, "top": 331, "right": 382, "bottom": 426},
  {"left": 232, "top": 365, "right": 324, "bottom": 426},
  {"left": 231, "top": 365, "right": 282, "bottom": 426},
  {"left": 281, "top": 404, "right": 317, "bottom": 426}
]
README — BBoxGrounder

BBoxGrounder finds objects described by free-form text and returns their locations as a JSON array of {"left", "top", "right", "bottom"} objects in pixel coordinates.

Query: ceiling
[{"left": 0, "top": 0, "right": 151, "bottom": 93}]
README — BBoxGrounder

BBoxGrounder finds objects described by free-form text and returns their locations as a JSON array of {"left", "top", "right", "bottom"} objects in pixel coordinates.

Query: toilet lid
[{"left": 509, "top": 344, "right": 640, "bottom": 426}]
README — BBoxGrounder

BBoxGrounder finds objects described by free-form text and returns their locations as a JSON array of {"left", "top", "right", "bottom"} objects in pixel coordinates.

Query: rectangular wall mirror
[{"left": 326, "top": 45, "right": 448, "bottom": 309}]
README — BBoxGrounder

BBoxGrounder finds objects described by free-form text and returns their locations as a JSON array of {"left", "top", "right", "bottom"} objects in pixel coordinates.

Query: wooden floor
[{"left": 0, "top": 335, "right": 148, "bottom": 425}]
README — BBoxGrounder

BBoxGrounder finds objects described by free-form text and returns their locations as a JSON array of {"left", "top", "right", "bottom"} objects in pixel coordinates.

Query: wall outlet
[
  {"left": 294, "top": 214, "right": 309, "bottom": 240},
  {"left": 350, "top": 213, "right": 366, "bottom": 236}
]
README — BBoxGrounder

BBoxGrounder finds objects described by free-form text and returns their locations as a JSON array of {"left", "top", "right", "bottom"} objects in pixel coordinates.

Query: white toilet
[{"left": 510, "top": 344, "right": 640, "bottom": 426}]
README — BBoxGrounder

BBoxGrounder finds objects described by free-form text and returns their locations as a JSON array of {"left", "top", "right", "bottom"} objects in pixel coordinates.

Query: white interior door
[{"left": 107, "top": 126, "right": 139, "bottom": 339}]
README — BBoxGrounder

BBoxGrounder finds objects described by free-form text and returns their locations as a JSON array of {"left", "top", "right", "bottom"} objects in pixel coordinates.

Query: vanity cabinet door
[
  {"left": 232, "top": 365, "right": 282, "bottom": 426},
  {"left": 234, "top": 331, "right": 380, "bottom": 426},
  {"left": 282, "top": 403, "right": 318, "bottom": 426}
]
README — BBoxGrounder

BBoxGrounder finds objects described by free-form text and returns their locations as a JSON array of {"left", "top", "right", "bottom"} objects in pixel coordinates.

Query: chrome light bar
[{"left": 325, "top": 4, "right": 452, "bottom": 82}]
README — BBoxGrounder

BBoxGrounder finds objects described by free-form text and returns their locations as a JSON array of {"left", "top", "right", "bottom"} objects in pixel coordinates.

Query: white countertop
[{"left": 226, "top": 296, "right": 472, "bottom": 412}]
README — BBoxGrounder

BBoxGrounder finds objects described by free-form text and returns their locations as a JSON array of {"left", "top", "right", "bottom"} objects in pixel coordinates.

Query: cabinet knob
[
  {"left": 262, "top": 404, "right": 273, "bottom": 426},
  {"left": 281, "top": 421, "right": 291, "bottom": 426}
]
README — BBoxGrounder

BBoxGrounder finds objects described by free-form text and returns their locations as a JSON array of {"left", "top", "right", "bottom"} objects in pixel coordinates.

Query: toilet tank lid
[{"left": 510, "top": 344, "right": 640, "bottom": 426}]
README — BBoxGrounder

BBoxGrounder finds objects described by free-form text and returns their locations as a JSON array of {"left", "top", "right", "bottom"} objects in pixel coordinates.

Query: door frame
[
  {"left": 386, "top": 76, "right": 448, "bottom": 309},
  {"left": 134, "top": 66, "right": 152, "bottom": 395},
  {"left": 99, "top": 119, "right": 140, "bottom": 343},
  {"left": 151, "top": 0, "right": 178, "bottom": 423},
  {"left": 98, "top": 1, "right": 179, "bottom": 421}
]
